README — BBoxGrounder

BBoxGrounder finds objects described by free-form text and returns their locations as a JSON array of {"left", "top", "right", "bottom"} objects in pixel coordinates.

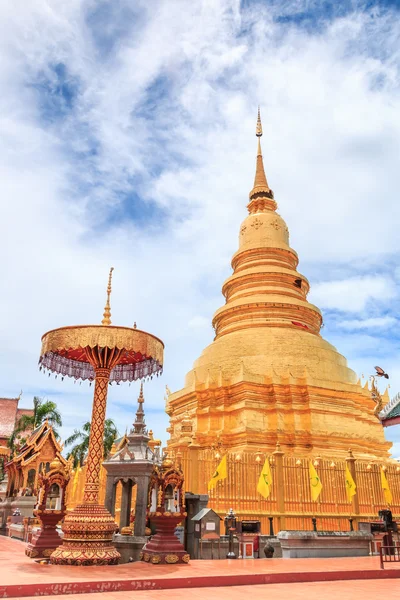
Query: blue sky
[{"left": 1, "top": 0, "right": 400, "bottom": 456}]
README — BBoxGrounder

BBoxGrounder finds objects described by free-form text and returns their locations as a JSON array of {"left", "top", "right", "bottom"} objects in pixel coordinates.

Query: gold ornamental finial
[
  {"left": 256, "top": 105, "right": 263, "bottom": 137},
  {"left": 138, "top": 381, "right": 144, "bottom": 403},
  {"left": 248, "top": 107, "right": 274, "bottom": 206},
  {"left": 101, "top": 267, "right": 114, "bottom": 326}
]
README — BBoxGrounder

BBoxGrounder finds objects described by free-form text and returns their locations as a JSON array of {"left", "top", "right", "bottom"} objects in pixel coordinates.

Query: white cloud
[
  {"left": 310, "top": 276, "right": 397, "bottom": 312},
  {"left": 0, "top": 1, "right": 399, "bottom": 448},
  {"left": 339, "top": 316, "right": 397, "bottom": 330}
]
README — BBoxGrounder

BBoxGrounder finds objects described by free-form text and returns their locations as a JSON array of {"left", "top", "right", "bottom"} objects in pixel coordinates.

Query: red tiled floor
[
  {"left": 9, "top": 580, "right": 400, "bottom": 600},
  {"left": 1, "top": 536, "right": 400, "bottom": 598}
]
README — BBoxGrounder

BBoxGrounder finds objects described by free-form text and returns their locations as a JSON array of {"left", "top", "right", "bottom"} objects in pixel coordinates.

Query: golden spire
[
  {"left": 256, "top": 105, "right": 263, "bottom": 136},
  {"left": 101, "top": 267, "right": 114, "bottom": 326},
  {"left": 138, "top": 381, "right": 144, "bottom": 403},
  {"left": 248, "top": 107, "right": 274, "bottom": 206}
]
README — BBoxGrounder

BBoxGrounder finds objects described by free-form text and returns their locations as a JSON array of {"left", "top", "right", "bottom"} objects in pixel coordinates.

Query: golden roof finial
[
  {"left": 248, "top": 107, "right": 274, "bottom": 206},
  {"left": 138, "top": 381, "right": 144, "bottom": 403},
  {"left": 101, "top": 267, "right": 114, "bottom": 326},
  {"left": 256, "top": 105, "right": 263, "bottom": 137}
]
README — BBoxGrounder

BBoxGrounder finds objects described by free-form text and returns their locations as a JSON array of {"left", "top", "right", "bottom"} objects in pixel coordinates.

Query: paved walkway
[
  {"left": 1, "top": 536, "right": 400, "bottom": 598},
  {"left": 8, "top": 580, "right": 400, "bottom": 600}
]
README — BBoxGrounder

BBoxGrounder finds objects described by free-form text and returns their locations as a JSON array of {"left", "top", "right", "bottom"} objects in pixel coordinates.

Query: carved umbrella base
[
  {"left": 141, "top": 515, "right": 190, "bottom": 565},
  {"left": 50, "top": 503, "right": 120, "bottom": 566}
]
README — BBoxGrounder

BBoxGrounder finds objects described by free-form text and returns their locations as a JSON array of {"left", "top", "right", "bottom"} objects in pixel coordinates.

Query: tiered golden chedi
[{"left": 167, "top": 110, "right": 392, "bottom": 481}]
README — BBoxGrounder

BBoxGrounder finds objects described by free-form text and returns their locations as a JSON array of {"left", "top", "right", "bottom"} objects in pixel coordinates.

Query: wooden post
[
  {"left": 273, "top": 442, "right": 285, "bottom": 531},
  {"left": 346, "top": 448, "right": 360, "bottom": 523}
]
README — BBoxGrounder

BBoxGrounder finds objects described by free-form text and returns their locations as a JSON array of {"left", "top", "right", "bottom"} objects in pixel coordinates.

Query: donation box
[
  {"left": 236, "top": 520, "right": 261, "bottom": 559},
  {"left": 192, "top": 508, "right": 221, "bottom": 541}
]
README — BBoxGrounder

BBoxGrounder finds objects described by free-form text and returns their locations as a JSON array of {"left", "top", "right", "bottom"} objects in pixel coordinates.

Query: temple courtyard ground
[{"left": 1, "top": 536, "right": 400, "bottom": 599}]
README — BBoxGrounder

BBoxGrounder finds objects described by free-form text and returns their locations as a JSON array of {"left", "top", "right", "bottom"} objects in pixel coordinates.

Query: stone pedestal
[
  {"left": 26, "top": 511, "right": 63, "bottom": 560},
  {"left": 277, "top": 531, "right": 373, "bottom": 559},
  {"left": 114, "top": 535, "right": 147, "bottom": 563},
  {"left": 0, "top": 498, "right": 12, "bottom": 530},
  {"left": 0, "top": 476, "right": 8, "bottom": 501},
  {"left": 11, "top": 496, "right": 37, "bottom": 518},
  {"left": 8, "top": 523, "right": 25, "bottom": 540},
  {"left": 194, "top": 535, "right": 239, "bottom": 559},
  {"left": 141, "top": 515, "right": 190, "bottom": 565}
]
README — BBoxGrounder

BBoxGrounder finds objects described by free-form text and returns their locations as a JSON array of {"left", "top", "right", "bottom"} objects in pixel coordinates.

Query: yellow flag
[
  {"left": 309, "top": 462, "right": 322, "bottom": 501},
  {"left": 208, "top": 455, "right": 227, "bottom": 490},
  {"left": 345, "top": 464, "right": 356, "bottom": 501},
  {"left": 257, "top": 458, "right": 273, "bottom": 499},
  {"left": 380, "top": 467, "right": 393, "bottom": 504}
]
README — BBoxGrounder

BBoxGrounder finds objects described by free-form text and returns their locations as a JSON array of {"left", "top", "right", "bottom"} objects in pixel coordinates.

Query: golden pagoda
[{"left": 166, "top": 110, "right": 398, "bottom": 531}]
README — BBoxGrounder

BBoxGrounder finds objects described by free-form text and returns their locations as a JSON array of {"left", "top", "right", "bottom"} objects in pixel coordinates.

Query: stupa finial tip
[{"left": 101, "top": 267, "right": 114, "bottom": 326}]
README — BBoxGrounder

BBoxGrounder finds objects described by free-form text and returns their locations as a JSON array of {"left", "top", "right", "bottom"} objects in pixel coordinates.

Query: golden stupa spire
[
  {"left": 101, "top": 267, "right": 114, "bottom": 326},
  {"left": 138, "top": 381, "right": 144, "bottom": 403},
  {"left": 248, "top": 107, "right": 274, "bottom": 207}
]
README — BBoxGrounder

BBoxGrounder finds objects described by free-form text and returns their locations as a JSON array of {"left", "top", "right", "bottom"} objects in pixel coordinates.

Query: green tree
[
  {"left": 14, "top": 396, "right": 62, "bottom": 437},
  {"left": 7, "top": 396, "right": 62, "bottom": 456},
  {"left": 65, "top": 419, "right": 119, "bottom": 468}
]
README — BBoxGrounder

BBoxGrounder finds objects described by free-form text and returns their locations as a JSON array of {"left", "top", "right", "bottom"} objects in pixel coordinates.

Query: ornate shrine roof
[
  {"left": 379, "top": 392, "right": 400, "bottom": 427},
  {"left": 7, "top": 420, "right": 67, "bottom": 470}
]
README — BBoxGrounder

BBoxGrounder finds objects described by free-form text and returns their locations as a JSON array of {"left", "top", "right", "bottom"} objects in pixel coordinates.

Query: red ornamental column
[{"left": 83, "top": 367, "right": 111, "bottom": 504}]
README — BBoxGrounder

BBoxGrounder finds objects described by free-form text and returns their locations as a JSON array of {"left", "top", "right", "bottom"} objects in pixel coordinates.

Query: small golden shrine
[
  {"left": 26, "top": 457, "right": 71, "bottom": 559},
  {"left": 6, "top": 421, "right": 68, "bottom": 498},
  {"left": 141, "top": 454, "right": 189, "bottom": 564}
]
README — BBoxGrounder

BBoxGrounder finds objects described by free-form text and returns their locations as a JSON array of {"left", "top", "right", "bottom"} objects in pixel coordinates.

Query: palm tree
[
  {"left": 65, "top": 419, "right": 119, "bottom": 468},
  {"left": 8, "top": 396, "right": 62, "bottom": 455},
  {"left": 14, "top": 396, "right": 62, "bottom": 438}
]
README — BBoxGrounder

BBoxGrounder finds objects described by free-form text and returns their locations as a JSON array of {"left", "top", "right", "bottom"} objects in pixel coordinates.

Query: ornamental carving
[
  {"left": 250, "top": 218, "right": 262, "bottom": 230},
  {"left": 151, "top": 555, "right": 161, "bottom": 564},
  {"left": 271, "top": 219, "right": 280, "bottom": 230},
  {"left": 165, "top": 554, "right": 179, "bottom": 563}
]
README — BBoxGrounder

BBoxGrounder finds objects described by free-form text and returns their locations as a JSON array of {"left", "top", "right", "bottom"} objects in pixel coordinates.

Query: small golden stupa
[{"left": 166, "top": 110, "right": 396, "bottom": 529}]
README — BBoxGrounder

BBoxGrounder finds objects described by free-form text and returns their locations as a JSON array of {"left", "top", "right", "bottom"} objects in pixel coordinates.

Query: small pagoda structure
[{"left": 103, "top": 383, "right": 161, "bottom": 563}]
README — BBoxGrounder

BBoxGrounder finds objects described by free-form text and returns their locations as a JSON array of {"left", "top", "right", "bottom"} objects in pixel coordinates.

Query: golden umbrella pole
[{"left": 39, "top": 269, "right": 164, "bottom": 566}]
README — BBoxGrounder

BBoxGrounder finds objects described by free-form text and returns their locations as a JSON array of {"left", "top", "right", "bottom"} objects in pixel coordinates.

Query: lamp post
[{"left": 224, "top": 507, "right": 237, "bottom": 559}]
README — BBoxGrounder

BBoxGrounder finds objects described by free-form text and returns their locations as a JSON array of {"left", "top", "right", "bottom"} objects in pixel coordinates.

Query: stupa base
[{"left": 50, "top": 503, "right": 120, "bottom": 566}]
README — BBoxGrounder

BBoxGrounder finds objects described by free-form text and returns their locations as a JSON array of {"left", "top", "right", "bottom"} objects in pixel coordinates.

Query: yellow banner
[
  {"left": 309, "top": 461, "right": 322, "bottom": 501},
  {"left": 257, "top": 457, "right": 272, "bottom": 499},
  {"left": 208, "top": 454, "right": 227, "bottom": 490},
  {"left": 380, "top": 467, "right": 393, "bottom": 504},
  {"left": 345, "top": 464, "right": 356, "bottom": 502}
]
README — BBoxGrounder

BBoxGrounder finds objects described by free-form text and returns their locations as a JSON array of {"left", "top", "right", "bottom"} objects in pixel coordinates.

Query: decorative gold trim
[
  {"left": 165, "top": 554, "right": 179, "bottom": 564},
  {"left": 41, "top": 325, "right": 164, "bottom": 361},
  {"left": 151, "top": 555, "right": 161, "bottom": 564}
]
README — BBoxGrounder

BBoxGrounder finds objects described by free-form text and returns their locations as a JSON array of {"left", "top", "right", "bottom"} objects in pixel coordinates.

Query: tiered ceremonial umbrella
[{"left": 39, "top": 268, "right": 164, "bottom": 566}]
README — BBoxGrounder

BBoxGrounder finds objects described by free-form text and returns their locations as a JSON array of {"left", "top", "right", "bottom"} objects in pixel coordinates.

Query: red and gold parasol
[{"left": 40, "top": 268, "right": 164, "bottom": 566}]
